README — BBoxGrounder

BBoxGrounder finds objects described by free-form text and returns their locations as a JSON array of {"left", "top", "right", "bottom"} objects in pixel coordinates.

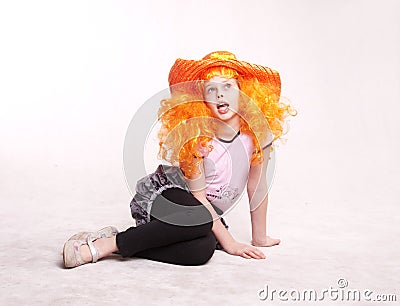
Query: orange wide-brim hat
[{"left": 168, "top": 51, "right": 281, "bottom": 98}]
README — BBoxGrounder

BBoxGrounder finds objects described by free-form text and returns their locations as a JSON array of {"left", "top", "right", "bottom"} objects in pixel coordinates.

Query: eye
[
  {"left": 224, "top": 83, "right": 232, "bottom": 89},
  {"left": 206, "top": 87, "right": 216, "bottom": 94}
]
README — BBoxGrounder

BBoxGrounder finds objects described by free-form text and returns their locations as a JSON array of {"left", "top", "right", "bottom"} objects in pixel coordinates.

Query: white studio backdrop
[{"left": 0, "top": 0, "right": 399, "bottom": 212}]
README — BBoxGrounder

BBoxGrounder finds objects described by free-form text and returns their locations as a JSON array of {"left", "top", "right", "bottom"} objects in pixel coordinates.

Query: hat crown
[
  {"left": 168, "top": 51, "right": 281, "bottom": 100},
  {"left": 202, "top": 51, "right": 237, "bottom": 61}
]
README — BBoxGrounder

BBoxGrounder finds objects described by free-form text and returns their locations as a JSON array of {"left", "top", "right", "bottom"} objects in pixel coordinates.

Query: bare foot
[{"left": 251, "top": 236, "right": 281, "bottom": 247}]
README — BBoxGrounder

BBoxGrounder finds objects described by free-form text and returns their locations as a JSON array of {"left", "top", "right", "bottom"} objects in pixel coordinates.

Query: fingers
[
  {"left": 240, "top": 248, "right": 266, "bottom": 259},
  {"left": 241, "top": 252, "right": 252, "bottom": 259},
  {"left": 249, "top": 249, "right": 266, "bottom": 259}
]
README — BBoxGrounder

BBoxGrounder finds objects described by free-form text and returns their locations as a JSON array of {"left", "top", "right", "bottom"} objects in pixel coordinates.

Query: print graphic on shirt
[{"left": 207, "top": 183, "right": 239, "bottom": 204}]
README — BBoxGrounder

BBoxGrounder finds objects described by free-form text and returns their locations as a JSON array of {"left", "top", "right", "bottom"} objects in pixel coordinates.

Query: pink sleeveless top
[{"left": 198, "top": 131, "right": 255, "bottom": 213}]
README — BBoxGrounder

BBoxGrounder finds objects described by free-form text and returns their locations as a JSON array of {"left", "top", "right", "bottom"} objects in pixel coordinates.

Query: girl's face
[{"left": 203, "top": 76, "right": 240, "bottom": 123}]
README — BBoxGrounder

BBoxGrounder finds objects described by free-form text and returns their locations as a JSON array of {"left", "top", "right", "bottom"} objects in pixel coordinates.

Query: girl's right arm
[{"left": 184, "top": 157, "right": 266, "bottom": 260}]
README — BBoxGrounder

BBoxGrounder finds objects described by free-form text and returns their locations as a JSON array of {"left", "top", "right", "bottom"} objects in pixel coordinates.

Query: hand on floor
[{"left": 224, "top": 240, "right": 266, "bottom": 259}]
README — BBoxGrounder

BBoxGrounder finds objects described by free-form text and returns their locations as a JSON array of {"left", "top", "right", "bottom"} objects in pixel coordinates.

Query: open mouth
[
  {"left": 217, "top": 102, "right": 230, "bottom": 114},
  {"left": 217, "top": 102, "right": 229, "bottom": 109}
]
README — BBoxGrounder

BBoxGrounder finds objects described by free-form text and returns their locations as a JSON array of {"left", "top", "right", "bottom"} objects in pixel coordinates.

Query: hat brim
[{"left": 168, "top": 57, "right": 281, "bottom": 98}]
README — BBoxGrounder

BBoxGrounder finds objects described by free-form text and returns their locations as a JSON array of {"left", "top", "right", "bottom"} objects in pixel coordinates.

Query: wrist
[{"left": 221, "top": 239, "right": 237, "bottom": 253}]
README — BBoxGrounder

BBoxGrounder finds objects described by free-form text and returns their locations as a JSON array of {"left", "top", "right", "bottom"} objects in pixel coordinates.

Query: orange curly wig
[{"left": 157, "top": 51, "right": 297, "bottom": 178}]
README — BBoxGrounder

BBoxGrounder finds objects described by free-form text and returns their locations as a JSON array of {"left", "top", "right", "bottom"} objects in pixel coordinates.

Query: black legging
[{"left": 116, "top": 188, "right": 218, "bottom": 266}]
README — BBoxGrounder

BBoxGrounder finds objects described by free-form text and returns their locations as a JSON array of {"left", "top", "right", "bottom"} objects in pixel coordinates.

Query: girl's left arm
[{"left": 247, "top": 145, "right": 280, "bottom": 247}]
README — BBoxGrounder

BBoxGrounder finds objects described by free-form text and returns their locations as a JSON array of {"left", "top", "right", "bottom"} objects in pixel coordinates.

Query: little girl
[{"left": 63, "top": 51, "right": 296, "bottom": 268}]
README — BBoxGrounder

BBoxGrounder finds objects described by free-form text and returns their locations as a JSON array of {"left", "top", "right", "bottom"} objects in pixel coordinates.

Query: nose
[{"left": 217, "top": 91, "right": 224, "bottom": 99}]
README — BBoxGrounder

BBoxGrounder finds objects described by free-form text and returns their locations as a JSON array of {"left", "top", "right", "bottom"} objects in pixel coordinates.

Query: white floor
[{"left": 1, "top": 143, "right": 399, "bottom": 305}]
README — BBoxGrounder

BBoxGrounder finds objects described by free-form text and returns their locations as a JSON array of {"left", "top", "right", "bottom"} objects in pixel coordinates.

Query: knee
[
  {"left": 186, "top": 234, "right": 216, "bottom": 266},
  {"left": 194, "top": 249, "right": 215, "bottom": 266}
]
